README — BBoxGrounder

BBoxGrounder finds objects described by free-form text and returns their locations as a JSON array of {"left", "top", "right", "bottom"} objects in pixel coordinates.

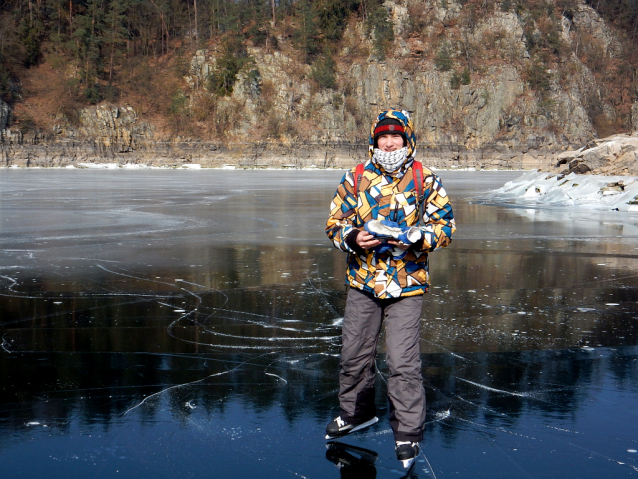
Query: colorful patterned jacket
[
  {"left": 326, "top": 160, "right": 455, "bottom": 298},
  {"left": 327, "top": 108, "right": 456, "bottom": 299}
]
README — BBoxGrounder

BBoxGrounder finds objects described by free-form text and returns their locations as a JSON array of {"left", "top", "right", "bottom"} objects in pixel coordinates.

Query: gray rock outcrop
[
  {"left": 53, "top": 104, "right": 154, "bottom": 152},
  {"left": 1, "top": 104, "right": 156, "bottom": 167},
  {"left": 552, "top": 134, "right": 638, "bottom": 176}
]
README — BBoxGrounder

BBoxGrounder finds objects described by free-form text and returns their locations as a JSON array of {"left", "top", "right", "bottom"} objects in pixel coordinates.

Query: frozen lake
[{"left": 1, "top": 169, "right": 637, "bottom": 478}]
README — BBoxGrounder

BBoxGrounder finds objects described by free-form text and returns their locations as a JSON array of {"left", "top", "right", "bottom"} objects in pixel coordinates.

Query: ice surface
[{"left": 0, "top": 169, "right": 637, "bottom": 478}]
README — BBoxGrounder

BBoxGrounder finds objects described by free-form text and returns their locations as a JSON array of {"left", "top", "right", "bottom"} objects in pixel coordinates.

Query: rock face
[
  {"left": 1, "top": 105, "right": 156, "bottom": 167},
  {"left": 552, "top": 134, "right": 638, "bottom": 176},
  {"left": 70, "top": 105, "right": 154, "bottom": 152},
  {"left": 0, "top": 0, "right": 636, "bottom": 170},
  {"left": 167, "top": 0, "right": 608, "bottom": 169}
]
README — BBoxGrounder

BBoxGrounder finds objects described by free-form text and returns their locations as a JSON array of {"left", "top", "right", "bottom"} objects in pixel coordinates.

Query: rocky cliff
[
  {"left": 552, "top": 134, "right": 638, "bottom": 176},
  {"left": 1, "top": 0, "right": 637, "bottom": 171}
]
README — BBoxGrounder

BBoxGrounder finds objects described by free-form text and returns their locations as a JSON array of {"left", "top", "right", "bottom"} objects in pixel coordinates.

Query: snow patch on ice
[
  {"left": 78, "top": 163, "right": 120, "bottom": 169},
  {"left": 74, "top": 163, "right": 203, "bottom": 169},
  {"left": 483, "top": 171, "right": 638, "bottom": 212}
]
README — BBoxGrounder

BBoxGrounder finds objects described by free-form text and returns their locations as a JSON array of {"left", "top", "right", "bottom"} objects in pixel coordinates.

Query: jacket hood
[{"left": 368, "top": 110, "right": 417, "bottom": 160}]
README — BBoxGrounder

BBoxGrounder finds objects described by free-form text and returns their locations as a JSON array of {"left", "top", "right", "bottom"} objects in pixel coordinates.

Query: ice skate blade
[
  {"left": 401, "top": 457, "right": 415, "bottom": 469},
  {"left": 325, "top": 416, "right": 379, "bottom": 440}
]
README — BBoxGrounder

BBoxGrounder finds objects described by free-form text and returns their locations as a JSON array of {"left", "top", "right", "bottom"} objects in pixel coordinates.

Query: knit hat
[
  {"left": 368, "top": 110, "right": 417, "bottom": 161},
  {"left": 373, "top": 118, "right": 407, "bottom": 146}
]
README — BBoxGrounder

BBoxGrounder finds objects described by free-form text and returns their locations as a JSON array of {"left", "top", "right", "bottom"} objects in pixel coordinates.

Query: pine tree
[
  {"left": 207, "top": 36, "right": 253, "bottom": 97},
  {"left": 316, "top": 0, "right": 355, "bottom": 42},
  {"left": 434, "top": 43, "right": 453, "bottom": 72},
  {"left": 68, "top": 0, "right": 106, "bottom": 101},
  {"left": 311, "top": 48, "right": 337, "bottom": 89},
  {"left": 103, "top": 0, "right": 130, "bottom": 83},
  {"left": 293, "top": 0, "right": 320, "bottom": 62},
  {"left": 366, "top": 4, "right": 394, "bottom": 61}
]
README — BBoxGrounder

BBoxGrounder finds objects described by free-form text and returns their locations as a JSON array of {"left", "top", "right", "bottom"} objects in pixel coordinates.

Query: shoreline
[
  {"left": 0, "top": 163, "right": 527, "bottom": 171},
  {"left": 0, "top": 137, "right": 563, "bottom": 171}
]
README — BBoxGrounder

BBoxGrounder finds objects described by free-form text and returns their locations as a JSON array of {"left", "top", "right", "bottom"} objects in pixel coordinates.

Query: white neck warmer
[{"left": 372, "top": 147, "right": 409, "bottom": 173}]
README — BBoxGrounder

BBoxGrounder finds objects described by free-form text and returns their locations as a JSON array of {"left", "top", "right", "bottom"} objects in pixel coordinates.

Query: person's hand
[{"left": 356, "top": 231, "right": 382, "bottom": 249}]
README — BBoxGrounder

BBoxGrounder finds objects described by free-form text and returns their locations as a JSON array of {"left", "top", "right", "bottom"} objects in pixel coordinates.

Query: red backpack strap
[
  {"left": 413, "top": 161, "right": 423, "bottom": 200},
  {"left": 353, "top": 163, "right": 365, "bottom": 195}
]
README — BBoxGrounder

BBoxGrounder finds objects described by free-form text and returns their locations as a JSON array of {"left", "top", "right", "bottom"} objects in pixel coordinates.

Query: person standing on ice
[{"left": 325, "top": 109, "right": 455, "bottom": 468}]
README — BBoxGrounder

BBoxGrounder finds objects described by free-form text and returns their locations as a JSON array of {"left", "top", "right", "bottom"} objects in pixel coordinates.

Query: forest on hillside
[
  {"left": 1, "top": 0, "right": 384, "bottom": 105},
  {"left": 0, "top": 0, "right": 637, "bottom": 139}
]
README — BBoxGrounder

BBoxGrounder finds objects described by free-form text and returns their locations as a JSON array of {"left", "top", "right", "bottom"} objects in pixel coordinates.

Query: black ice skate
[
  {"left": 325, "top": 415, "right": 379, "bottom": 439},
  {"left": 395, "top": 441, "right": 420, "bottom": 469}
]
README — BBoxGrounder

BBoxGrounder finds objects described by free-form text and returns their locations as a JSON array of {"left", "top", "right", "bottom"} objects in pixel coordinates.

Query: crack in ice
[
  {"left": 265, "top": 372, "right": 288, "bottom": 384},
  {"left": 456, "top": 377, "right": 530, "bottom": 397},
  {"left": 123, "top": 369, "right": 234, "bottom": 416}
]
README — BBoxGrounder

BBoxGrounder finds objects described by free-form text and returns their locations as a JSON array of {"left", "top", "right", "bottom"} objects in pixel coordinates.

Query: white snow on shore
[
  {"left": 484, "top": 171, "right": 638, "bottom": 212},
  {"left": 72, "top": 163, "right": 203, "bottom": 169}
]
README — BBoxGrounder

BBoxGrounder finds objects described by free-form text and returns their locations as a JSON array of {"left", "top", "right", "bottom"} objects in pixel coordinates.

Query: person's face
[{"left": 377, "top": 133, "right": 404, "bottom": 152}]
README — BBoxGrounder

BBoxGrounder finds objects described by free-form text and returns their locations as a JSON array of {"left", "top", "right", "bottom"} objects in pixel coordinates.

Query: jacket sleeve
[
  {"left": 326, "top": 170, "right": 361, "bottom": 252},
  {"left": 414, "top": 174, "right": 455, "bottom": 252}
]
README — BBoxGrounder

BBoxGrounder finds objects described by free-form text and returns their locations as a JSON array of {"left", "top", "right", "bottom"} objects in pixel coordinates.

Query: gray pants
[{"left": 339, "top": 287, "right": 426, "bottom": 442}]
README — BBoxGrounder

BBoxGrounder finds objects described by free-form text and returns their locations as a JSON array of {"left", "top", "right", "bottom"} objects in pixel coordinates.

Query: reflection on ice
[{"left": 0, "top": 170, "right": 637, "bottom": 478}]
